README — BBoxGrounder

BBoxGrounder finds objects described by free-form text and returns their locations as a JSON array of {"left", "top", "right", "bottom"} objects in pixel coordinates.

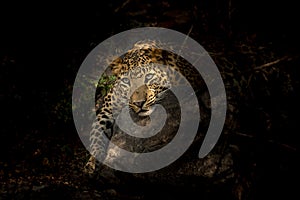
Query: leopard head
[{"left": 114, "top": 64, "right": 170, "bottom": 116}]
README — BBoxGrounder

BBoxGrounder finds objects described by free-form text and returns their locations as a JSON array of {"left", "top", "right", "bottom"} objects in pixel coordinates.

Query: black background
[{"left": 1, "top": 1, "right": 299, "bottom": 199}]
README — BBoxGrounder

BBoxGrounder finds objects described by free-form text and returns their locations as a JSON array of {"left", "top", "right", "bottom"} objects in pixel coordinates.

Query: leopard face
[{"left": 112, "top": 65, "right": 170, "bottom": 117}]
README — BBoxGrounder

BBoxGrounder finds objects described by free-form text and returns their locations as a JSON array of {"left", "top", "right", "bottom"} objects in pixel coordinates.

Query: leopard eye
[
  {"left": 121, "top": 77, "right": 130, "bottom": 84},
  {"left": 145, "top": 73, "right": 155, "bottom": 81}
]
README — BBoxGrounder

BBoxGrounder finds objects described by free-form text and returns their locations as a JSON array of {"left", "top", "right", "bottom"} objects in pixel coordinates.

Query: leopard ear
[
  {"left": 112, "top": 66, "right": 122, "bottom": 75},
  {"left": 110, "top": 57, "right": 123, "bottom": 75}
]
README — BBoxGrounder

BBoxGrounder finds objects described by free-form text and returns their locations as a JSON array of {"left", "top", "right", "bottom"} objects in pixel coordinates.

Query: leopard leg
[{"left": 84, "top": 106, "right": 114, "bottom": 174}]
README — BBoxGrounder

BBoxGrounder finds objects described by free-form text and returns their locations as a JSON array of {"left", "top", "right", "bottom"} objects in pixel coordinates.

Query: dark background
[{"left": 1, "top": 0, "right": 299, "bottom": 199}]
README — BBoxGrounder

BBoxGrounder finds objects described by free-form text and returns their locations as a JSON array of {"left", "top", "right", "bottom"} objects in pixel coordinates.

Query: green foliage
[{"left": 96, "top": 75, "right": 116, "bottom": 97}]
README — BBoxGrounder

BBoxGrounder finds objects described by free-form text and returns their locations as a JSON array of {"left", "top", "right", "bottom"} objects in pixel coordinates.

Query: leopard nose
[{"left": 133, "top": 100, "right": 145, "bottom": 108}]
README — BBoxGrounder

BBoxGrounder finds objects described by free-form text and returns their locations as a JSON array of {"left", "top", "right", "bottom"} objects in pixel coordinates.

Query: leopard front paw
[{"left": 83, "top": 156, "right": 96, "bottom": 174}]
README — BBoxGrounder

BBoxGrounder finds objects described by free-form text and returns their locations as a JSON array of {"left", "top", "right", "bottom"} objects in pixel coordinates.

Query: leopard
[{"left": 84, "top": 40, "right": 207, "bottom": 174}]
